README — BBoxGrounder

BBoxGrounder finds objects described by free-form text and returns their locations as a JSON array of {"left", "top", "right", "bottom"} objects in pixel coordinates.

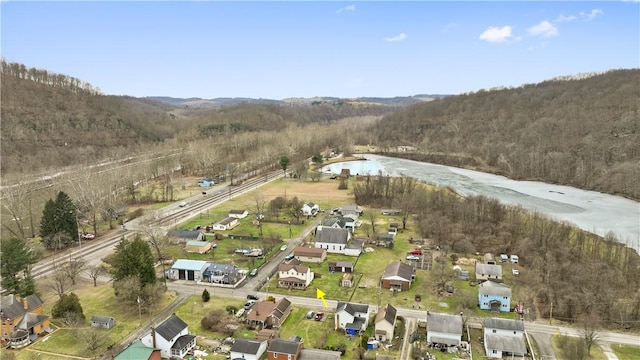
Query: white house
[
  {"left": 301, "top": 202, "right": 319, "bottom": 216},
  {"left": 229, "top": 210, "right": 249, "bottom": 219},
  {"left": 277, "top": 262, "right": 314, "bottom": 289},
  {"left": 141, "top": 314, "right": 195, "bottom": 359},
  {"left": 230, "top": 338, "right": 267, "bottom": 360},
  {"left": 211, "top": 217, "right": 239, "bottom": 231},
  {"left": 313, "top": 228, "right": 362, "bottom": 256},
  {"left": 475, "top": 263, "right": 503, "bottom": 281},
  {"left": 374, "top": 304, "right": 397, "bottom": 342},
  {"left": 426, "top": 312, "right": 463, "bottom": 347},
  {"left": 483, "top": 318, "right": 527, "bottom": 358},
  {"left": 335, "top": 302, "right": 369, "bottom": 335}
]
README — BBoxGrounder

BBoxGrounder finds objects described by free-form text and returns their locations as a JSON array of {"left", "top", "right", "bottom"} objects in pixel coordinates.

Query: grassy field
[
  {"left": 25, "top": 281, "right": 178, "bottom": 359},
  {"left": 611, "top": 344, "right": 640, "bottom": 359},
  {"left": 552, "top": 335, "right": 607, "bottom": 360}
]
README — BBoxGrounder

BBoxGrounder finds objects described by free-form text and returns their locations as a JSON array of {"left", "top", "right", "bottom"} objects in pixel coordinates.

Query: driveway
[{"left": 528, "top": 331, "right": 556, "bottom": 360}]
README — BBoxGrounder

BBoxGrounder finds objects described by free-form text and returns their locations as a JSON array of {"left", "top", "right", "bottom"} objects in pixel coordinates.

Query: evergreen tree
[
  {"left": 39, "top": 191, "right": 78, "bottom": 249},
  {"left": 52, "top": 292, "right": 85, "bottom": 320},
  {"left": 111, "top": 236, "right": 157, "bottom": 286},
  {"left": 312, "top": 152, "right": 324, "bottom": 165},
  {"left": 202, "top": 289, "right": 210, "bottom": 302},
  {"left": 0, "top": 237, "right": 37, "bottom": 296},
  {"left": 279, "top": 156, "right": 290, "bottom": 176}
]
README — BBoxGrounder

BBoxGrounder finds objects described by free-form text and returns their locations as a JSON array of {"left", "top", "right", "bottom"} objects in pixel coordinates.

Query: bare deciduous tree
[{"left": 85, "top": 266, "right": 104, "bottom": 287}]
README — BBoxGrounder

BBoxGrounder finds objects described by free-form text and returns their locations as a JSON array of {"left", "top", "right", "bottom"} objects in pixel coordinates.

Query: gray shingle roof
[
  {"left": 485, "top": 333, "right": 527, "bottom": 354},
  {"left": 336, "top": 302, "right": 369, "bottom": 316},
  {"left": 230, "top": 338, "right": 265, "bottom": 355},
  {"left": 427, "top": 312, "right": 463, "bottom": 335},
  {"left": 479, "top": 280, "right": 511, "bottom": 297},
  {"left": 376, "top": 304, "right": 397, "bottom": 325},
  {"left": 382, "top": 262, "right": 414, "bottom": 281},
  {"left": 315, "top": 227, "right": 349, "bottom": 244},
  {"left": 476, "top": 263, "right": 503, "bottom": 277},
  {"left": 0, "top": 294, "right": 44, "bottom": 320},
  {"left": 268, "top": 338, "right": 301, "bottom": 355},
  {"left": 484, "top": 318, "right": 524, "bottom": 331},
  {"left": 155, "top": 314, "right": 187, "bottom": 341},
  {"left": 167, "top": 230, "right": 202, "bottom": 239},
  {"left": 171, "top": 334, "right": 195, "bottom": 350}
]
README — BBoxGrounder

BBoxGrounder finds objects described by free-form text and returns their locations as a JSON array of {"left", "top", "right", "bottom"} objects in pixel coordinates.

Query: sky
[{"left": 1, "top": 1, "right": 638, "bottom": 99}]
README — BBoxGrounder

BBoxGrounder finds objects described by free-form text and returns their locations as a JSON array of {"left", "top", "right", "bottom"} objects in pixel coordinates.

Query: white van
[
  {"left": 510, "top": 255, "right": 519, "bottom": 264},
  {"left": 500, "top": 254, "right": 509, "bottom": 263}
]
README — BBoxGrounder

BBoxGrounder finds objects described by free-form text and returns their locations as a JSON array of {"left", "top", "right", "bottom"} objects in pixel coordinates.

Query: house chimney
[
  {"left": 151, "top": 326, "right": 156, "bottom": 348},
  {"left": 22, "top": 297, "right": 29, "bottom": 310}
]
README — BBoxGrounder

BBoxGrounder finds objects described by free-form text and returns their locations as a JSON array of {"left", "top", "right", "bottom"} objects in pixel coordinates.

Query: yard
[{"left": 24, "top": 281, "right": 178, "bottom": 359}]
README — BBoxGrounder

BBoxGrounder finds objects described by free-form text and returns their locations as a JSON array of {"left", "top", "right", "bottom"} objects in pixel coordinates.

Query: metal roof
[{"left": 171, "top": 259, "right": 208, "bottom": 271}]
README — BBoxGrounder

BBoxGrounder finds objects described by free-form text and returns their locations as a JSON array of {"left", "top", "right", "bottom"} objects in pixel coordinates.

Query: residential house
[
  {"left": 246, "top": 298, "right": 292, "bottom": 329},
  {"left": 426, "top": 312, "right": 463, "bottom": 347},
  {"left": 230, "top": 338, "right": 268, "bottom": 360},
  {"left": 483, "top": 318, "right": 527, "bottom": 358},
  {"left": 185, "top": 240, "right": 212, "bottom": 254},
  {"left": 375, "top": 233, "right": 395, "bottom": 247},
  {"left": 267, "top": 338, "right": 304, "bottom": 360},
  {"left": 211, "top": 217, "right": 239, "bottom": 231},
  {"left": 0, "top": 294, "right": 51, "bottom": 349},
  {"left": 299, "top": 348, "right": 342, "bottom": 360},
  {"left": 339, "top": 204, "right": 363, "bottom": 217},
  {"left": 166, "top": 230, "right": 205, "bottom": 244},
  {"left": 374, "top": 304, "right": 397, "bottom": 342},
  {"left": 301, "top": 202, "right": 320, "bottom": 217},
  {"left": 479, "top": 280, "right": 511, "bottom": 312},
  {"left": 314, "top": 227, "right": 351, "bottom": 254},
  {"left": 168, "top": 259, "right": 208, "bottom": 281},
  {"left": 229, "top": 209, "right": 249, "bottom": 219},
  {"left": 341, "top": 273, "right": 354, "bottom": 288},
  {"left": 341, "top": 215, "right": 359, "bottom": 232},
  {"left": 141, "top": 314, "right": 196, "bottom": 359},
  {"left": 344, "top": 238, "right": 364, "bottom": 256},
  {"left": 476, "top": 263, "right": 503, "bottom": 281},
  {"left": 380, "top": 262, "right": 415, "bottom": 291},
  {"left": 114, "top": 340, "right": 161, "bottom": 360},
  {"left": 322, "top": 217, "right": 346, "bottom": 229},
  {"left": 277, "top": 263, "right": 314, "bottom": 289},
  {"left": 203, "top": 263, "right": 242, "bottom": 285},
  {"left": 90, "top": 315, "right": 115, "bottom": 329},
  {"left": 328, "top": 261, "right": 354, "bottom": 273},
  {"left": 293, "top": 246, "right": 326, "bottom": 263},
  {"left": 335, "top": 302, "right": 370, "bottom": 335}
]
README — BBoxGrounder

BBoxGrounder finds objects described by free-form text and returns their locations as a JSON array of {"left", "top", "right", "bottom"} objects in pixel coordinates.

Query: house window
[
  {"left": 492, "top": 329, "right": 496, "bottom": 333},
  {"left": 332, "top": 245, "right": 335, "bottom": 250},
  {"left": 493, "top": 350, "right": 497, "bottom": 354}
]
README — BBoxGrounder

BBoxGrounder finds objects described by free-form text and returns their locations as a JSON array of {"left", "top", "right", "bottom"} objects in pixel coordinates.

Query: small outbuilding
[
  {"left": 185, "top": 240, "right": 213, "bottom": 254},
  {"left": 90, "top": 315, "right": 115, "bottom": 329}
]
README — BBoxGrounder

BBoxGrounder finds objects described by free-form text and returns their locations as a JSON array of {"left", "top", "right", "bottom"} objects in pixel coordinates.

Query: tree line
[{"left": 353, "top": 174, "right": 640, "bottom": 329}]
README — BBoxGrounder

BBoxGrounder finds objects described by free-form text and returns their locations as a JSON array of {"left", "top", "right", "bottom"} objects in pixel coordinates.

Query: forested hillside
[
  {"left": 0, "top": 61, "right": 182, "bottom": 174},
  {"left": 373, "top": 69, "right": 640, "bottom": 200}
]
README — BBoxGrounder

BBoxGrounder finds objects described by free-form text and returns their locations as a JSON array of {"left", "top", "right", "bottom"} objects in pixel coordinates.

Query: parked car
[
  {"left": 280, "top": 245, "right": 287, "bottom": 251},
  {"left": 406, "top": 255, "right": 420, "bottom": 261},
  {"left": 512, "top": 269, "right": 520, "bottom": 276},
  {"left": 284, "top": 253, "right": 295, "bottom": 261},
  {"left": 81, "top": 233, "right": 95, "bottom": 240},
  {"left": 314, "top": 312, "right": 324, "bottom": 321},
  {"left": 247, "top": 294, "right": 259, "bottom": 300},
  {"left": 179, "top": 201, "right": 187, "bottom": 207},
  {"left": 306, "top": 311, "right": 315, "bottom": 319},
  {"left": 409, "top": 249, "right": 422, "bottom": 255},
  {"left": 244, "top": 300, "right": 256, "bottom": 310},
  {"left": 249, "top": 268, "right": 258, "bottom": 277}
]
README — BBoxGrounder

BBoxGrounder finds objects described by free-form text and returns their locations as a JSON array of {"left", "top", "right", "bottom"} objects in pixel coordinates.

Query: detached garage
[
  {"left": 169, "top": 259, "right": 208, "bottom": 281},
  {"left": 186, "top": 240, "right": 213, "bottom": 254}
]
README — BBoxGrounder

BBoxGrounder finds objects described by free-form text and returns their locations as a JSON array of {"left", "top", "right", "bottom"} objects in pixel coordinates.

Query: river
[{"left": 321, "top": 154, "right": 640, "bottom": 252}]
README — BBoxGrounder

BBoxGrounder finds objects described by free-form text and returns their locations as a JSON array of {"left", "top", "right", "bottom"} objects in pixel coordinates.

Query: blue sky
[{"left": 1, "top": 1, "right": 638, "bottom": 99}]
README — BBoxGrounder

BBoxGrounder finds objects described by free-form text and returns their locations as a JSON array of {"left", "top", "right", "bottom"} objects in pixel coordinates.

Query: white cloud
[
  {"left": 528, "top": 20, "right": 558, "bottom": 37},
  {"left": 580, "top": 9, "right": 603, "bottom": 20},
  {"left": 555, "top": 14, "right": 577, "bottom": 22},
  {"left": 384, "top": 33, "right": 407, "bottom": 42},
  {"left": 479, "top": 26, "right": 513, "bottom": 43},
  {"left": 337, "top": 5, "right": 356, "bottom": 13}
]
